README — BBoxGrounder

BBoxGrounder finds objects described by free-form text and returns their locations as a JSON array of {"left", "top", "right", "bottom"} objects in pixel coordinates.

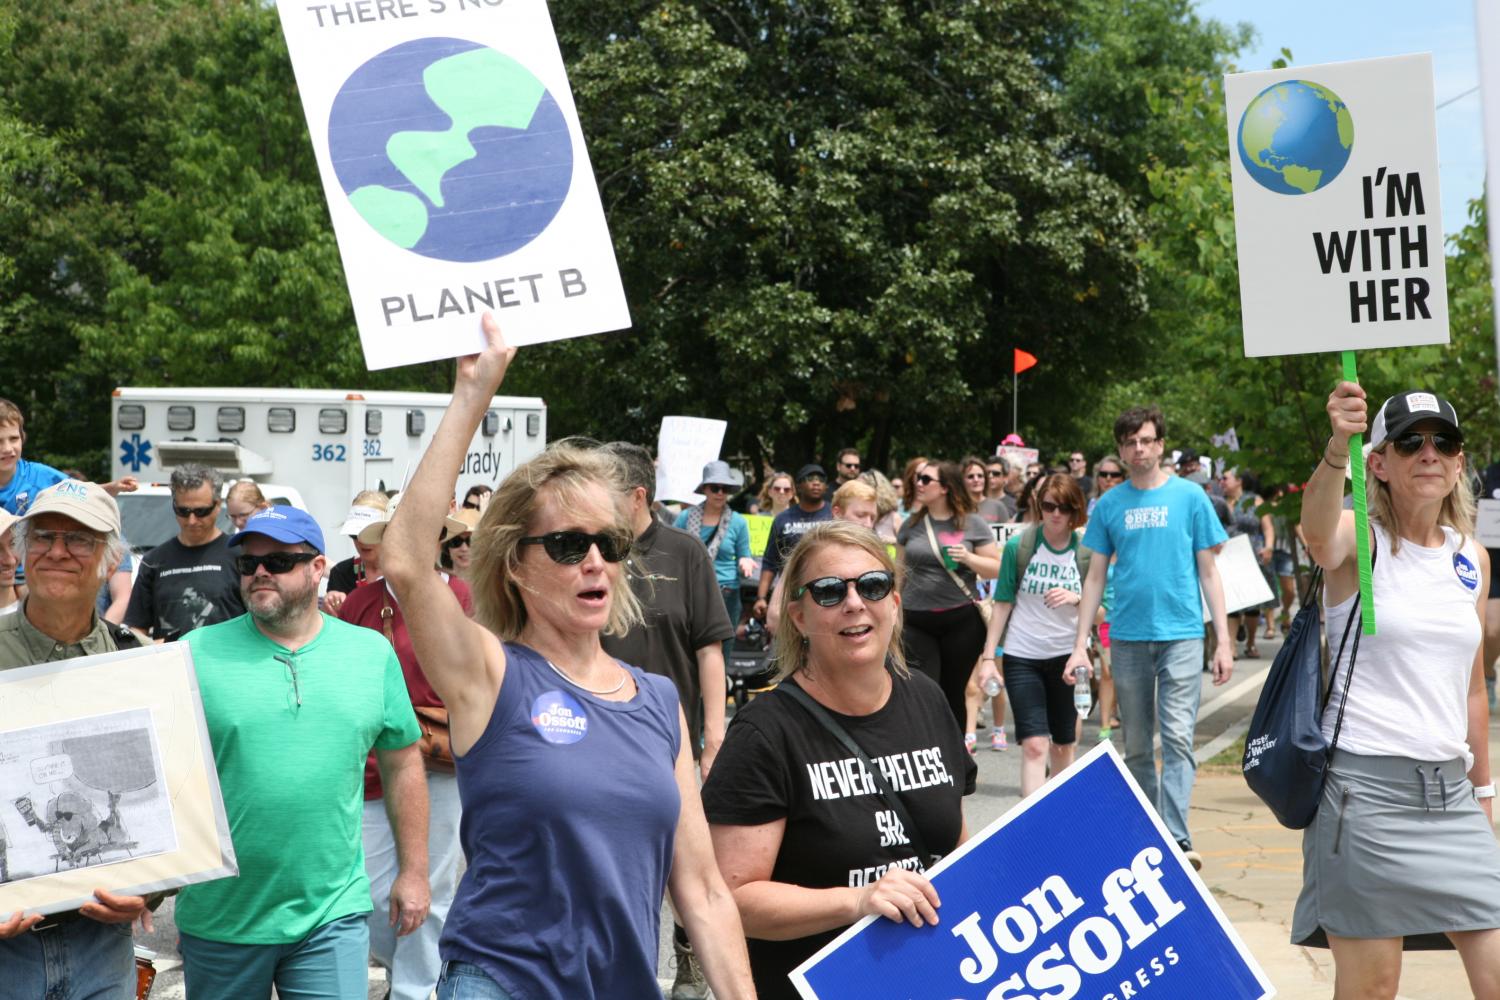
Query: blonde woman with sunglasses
[{"left": 1295, "top": 384, "right": 1500, "bottom": 998}]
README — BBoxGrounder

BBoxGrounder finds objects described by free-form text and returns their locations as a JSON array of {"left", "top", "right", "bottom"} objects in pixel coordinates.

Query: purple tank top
[{"left": 440, "top": 643, "right": 682, "bottom": 1000}]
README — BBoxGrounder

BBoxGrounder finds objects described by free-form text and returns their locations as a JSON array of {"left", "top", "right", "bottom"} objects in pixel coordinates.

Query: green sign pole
[{"left": 1342, "top": 350, "right": 1376, "bottom": 635}]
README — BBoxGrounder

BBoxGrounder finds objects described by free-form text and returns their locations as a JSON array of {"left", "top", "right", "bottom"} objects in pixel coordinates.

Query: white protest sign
[
  {"left": 1479, "top": 1, "right": 1500, "bottom": 370},
  {"left": 1202, "top": 533, "right": 1276, "bottom": 620},
  {"left": 997, "top": 445, "right": 1039, "bottom": 468},
  {"left": 1476, "top": 499, "right": 1500, "bottom": 549},
  {"left": 276, "top": 0, "right": 630, "bottom": 370},
  {"left": 655, "top": 417, "right": 727, "bottom": 505},
  {"left": 1225, "top": 54, "right": 1447, "bottom": 357}
]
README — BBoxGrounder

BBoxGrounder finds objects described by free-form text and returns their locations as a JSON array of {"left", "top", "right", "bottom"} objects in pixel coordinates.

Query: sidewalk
[{"left": 1191, "top": 729, "right": 1500, "bottom": 999}]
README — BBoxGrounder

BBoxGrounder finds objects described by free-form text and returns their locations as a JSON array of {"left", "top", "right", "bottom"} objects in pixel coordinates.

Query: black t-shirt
[
  {"left": 123, "top": 534, "right": 245, "bottom": 641},
  {"left": 761, "top": 502, "right": 833, "bottom": 576},
  {"left": 326, "top": 556, "right": 364, "bottom": 595},
  {"left": 701, "top": 672, "right": 976, "bottom": 999},
  {"left": 600, "top": 521, "right": 733, "bottom": 753}
]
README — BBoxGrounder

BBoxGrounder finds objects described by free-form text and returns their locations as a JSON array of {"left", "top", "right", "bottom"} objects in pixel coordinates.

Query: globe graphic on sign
[
  {"left": 1236, "top": 80, "right": 1354, "bottom": 195},
  {"left": 328, "top": 37, "right": 573, "bottom": 262}
]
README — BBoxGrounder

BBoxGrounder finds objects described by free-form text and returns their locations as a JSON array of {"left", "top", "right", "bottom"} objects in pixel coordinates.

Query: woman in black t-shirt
[{"left": 703, "top": 521, "right": 977, "bottom": 1000}]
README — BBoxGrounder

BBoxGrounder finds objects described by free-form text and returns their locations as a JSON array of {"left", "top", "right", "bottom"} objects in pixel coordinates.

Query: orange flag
[{"left": 1014, "top": 348, "right": 1038, "bottom": 374}]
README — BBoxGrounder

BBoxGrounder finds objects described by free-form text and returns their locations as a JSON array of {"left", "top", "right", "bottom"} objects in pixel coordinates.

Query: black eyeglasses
[
  {"left": 1097, "top": 470, "right": 1124, "bottom": 480},
  {"left": 986, "top": 469, "right": 1005, "bottom": 478},
  {"left": 1389, "top": 431, "right": 1462, "bottom": 458},
  {"left": 702, "top": 484, "right": 733, "bottom": 495},
  {"left": 234, "top": 552, "right": 318, "bottom": 576},
  {"left": 915, "top": 473, "right": 938, "bottom": 486},
  {"left": 174, "top": 502, "right": 219, "bottom": 519},
  {"left": 519, "top": 530, "right": 630, "bottom": 565},
  {"left": 795, "top": 570, "right": 895, "bottom": 607}
]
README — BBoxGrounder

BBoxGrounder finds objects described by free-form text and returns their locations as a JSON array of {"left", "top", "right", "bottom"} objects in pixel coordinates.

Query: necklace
[{"left": 545, "top": 658, "right": 629, "bottom": 696}]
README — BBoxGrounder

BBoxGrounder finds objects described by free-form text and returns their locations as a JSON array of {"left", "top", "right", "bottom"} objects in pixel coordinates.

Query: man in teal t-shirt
[
  {"left": 177, "top": 506, "right": 427, "bottom": 999},
  {"left": 1067, "top": 405, "right": 1231, "bottom": 872}
]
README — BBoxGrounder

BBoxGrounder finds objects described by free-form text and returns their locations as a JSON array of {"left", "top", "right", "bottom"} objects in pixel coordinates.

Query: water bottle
[
  {"left": 1073, "top": 665, "right": 1092, "bottom": 717},
  {"left": 982, "top": 676, "right": 1002, "bottom": 698}
]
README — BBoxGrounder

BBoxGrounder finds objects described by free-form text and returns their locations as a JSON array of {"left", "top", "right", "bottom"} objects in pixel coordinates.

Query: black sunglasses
[
  {"left": 235, "top": 552, "right": 317, "bottom": 576},
  {"left": 1097, "top": 469, "right": 1124, "bottom": 480},
  {"left": 445, "top": 534, "right": 472, "bottom": 549},
  {"left": 1039, "top": 500, "right": 1075, "bottom": 515},
  {"left": 794, "top": 570, "right": 895, "bottom": 607},
  {"left": 915, "top": 473, "right": 938, "bottom": 486},
  {"left": 519, "top": 530, "right": 630, "bottom": 565},
  {"left": 702, "top": 484, "right": 734, "bottom": 495},
  {"left": 1389, "top": 430, "right": 1462, "bottom": 458},
  {"left": 174, "top": 502, "right": 219, "bottom": 519}
]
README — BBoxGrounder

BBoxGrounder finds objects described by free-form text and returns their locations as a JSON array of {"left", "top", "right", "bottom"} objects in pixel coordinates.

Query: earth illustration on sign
[
  {"left": 328, "top": 37, "right": 574, "bottom": 262},
  {"left": 1236, "top": 79, "right": 1354, "bottom": 195}
]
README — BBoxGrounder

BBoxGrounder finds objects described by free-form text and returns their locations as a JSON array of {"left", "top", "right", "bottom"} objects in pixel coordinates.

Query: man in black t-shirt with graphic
[
  {"left": 753, "top": 464, "right": 832, "bottom": 619},
  {"left": 124, "top": 463, "right": 244, "bottom": 641}
]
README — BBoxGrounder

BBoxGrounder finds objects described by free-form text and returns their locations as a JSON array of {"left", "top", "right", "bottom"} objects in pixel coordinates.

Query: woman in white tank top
[{"left": 1296, "top": 385, "right": 1500, "bottom": 998}]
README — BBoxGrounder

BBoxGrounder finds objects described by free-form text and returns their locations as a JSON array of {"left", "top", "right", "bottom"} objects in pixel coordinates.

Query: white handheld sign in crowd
[
  {"left": 276, "top": 0, "right": 631, "bottom": 370},
  {"left": 655, "top": 417, "right": 728, "bottom": 505},
  {"left": 1225, "top": 54, "right": 1448, "bottom": 358},
  {"left": 793, "top": 744, "right": 1273, "bottom": 1000}
]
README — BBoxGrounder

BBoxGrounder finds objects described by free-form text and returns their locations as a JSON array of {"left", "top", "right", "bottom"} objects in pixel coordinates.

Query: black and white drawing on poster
[{"left": 0, "top": 708, "right": 175, "bottom": 885}]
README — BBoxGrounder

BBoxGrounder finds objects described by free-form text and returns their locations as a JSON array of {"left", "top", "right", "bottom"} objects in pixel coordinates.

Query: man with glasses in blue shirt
[{"left": 1067, "top": 405, "right": 1233, "bottom": 872}]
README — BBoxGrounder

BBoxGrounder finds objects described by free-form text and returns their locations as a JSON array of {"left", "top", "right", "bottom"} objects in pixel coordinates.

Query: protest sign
[
  {"left": 997, "top": 445, "right": 1040, "bottom": 469},
  {"left": 655, "top": 416, "right": 728, "bottom": 505},
  {"left": 1480, "top": 1, "right": 1500, "bottom": 371},
  {"left": 990, "top": 522, "right": 1026, "bottom": 548},
  {"left": 746, "top": 514, "right": 775, "bottom": 558},
  {"left": 0, "top": 643, "right": 236, "bottom": 917},
  {"left": 1477, "top": 499, "right": 1500, "bottom": 549},
  {"left": 793, "top": 742, "right": 1271, "bottom": 1000},
  {"left": 1225, "top": 54, "right": 1447, "bottom": 358},
  {"left": 276, "top": 0, "right": 630, "bottom": 370},
  {"left": 1201, "top": 533, "right": 1277, "bottom": 621}
]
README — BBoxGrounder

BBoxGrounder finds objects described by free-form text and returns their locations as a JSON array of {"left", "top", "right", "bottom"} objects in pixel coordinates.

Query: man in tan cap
[{"left": 0, "top": 479, "right": 156, "bottom": 995}]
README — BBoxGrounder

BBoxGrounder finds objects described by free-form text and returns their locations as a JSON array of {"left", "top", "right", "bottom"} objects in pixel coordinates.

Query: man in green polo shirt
[
  {"left": 0, "top": 480, "right": 156, "bottom": 998},
  {"left": 176, "top": 506, "right": 428, "bottom": 998}
]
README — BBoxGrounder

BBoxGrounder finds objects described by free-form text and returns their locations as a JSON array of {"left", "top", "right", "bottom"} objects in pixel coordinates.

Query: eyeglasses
[
  {"left": 234, "top": 552, "right": 318, "bottom": 575},
  {"left": 519, "top": 530, "right": 630, "bottom": 565},
  {"left": 986, "top": 469, "right": 1005, "bottom": 478},
  {"left": 1097, "top": 470, "right": 1124, "bottom": 480},
  {"left": 445, "top": 535, "right": 472, "bottom": 549},
  {"left": 840, "top": 461, "right": 861, "bottom": 470},
  {"left": 794, "top": 570, "right": 896, "bottom": 607},
  {"left": 26, "top": 529, "right": 103, "bottom": 558},
  {"left": 702, "top": 484, "right": 733, "bottom": 495},
  {"left": 1039, "top": 500, "right": 1075, "bottom": 515},
  {"left": 1389, "top": 431, "right": 1462, "bottom": 458},
  {"left": 1119, "top": 436, "right": 1159, "bottom": 450},
  {"left": 1070, "top": 456, "right": 1086, "bottom": 464},
  {"left": 769, "top": 485, "right": 793, "bottom": 493},
  {"left": 275, "top": 654, "right": 302, "bottom": 709},
  {"left": 915, "top": 473, "right": 938, "bottom": 486},
  {"left": 173, "top": 502, "right": 219, "bottom": 519}
]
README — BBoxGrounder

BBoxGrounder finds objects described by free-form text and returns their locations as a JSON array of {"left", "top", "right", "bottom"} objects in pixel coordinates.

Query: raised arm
[
  {"left": 384, "top": 313, "right": 514, "bottom": 752},
  {"left": 1303, "top": 381, "right": 1364, "bottom": 603}
]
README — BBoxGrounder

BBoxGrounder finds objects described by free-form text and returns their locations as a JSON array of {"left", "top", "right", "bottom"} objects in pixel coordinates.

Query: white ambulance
[{"left": 110, "top": 388, "right": 547, "bottom": 559}]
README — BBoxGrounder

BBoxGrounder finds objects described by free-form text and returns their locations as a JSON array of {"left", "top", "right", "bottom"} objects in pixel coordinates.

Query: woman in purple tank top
[{"left": 382, "top": 313, "right": 757, "bottom": 1000}]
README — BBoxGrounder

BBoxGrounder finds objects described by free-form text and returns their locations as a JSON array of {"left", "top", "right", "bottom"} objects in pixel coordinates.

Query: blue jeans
[
  {"left": 179, "top": 912, "right": 369, "bottom": 999},
  {"left": 437, "top": 961, "right": 516, "bottom": 999},
  {"left": 0, "top": 917, "right": 134, "bottom": 1000},
  {"left": 1110, "top": 638, "right": 1204, "bottom": 846},
  {"left": 364, "top": 771, "right": 463, "bottom": 1000}
]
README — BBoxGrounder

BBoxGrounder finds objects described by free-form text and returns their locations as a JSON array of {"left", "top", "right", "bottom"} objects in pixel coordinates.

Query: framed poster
[{"left": 0, "top": 643, "right": 236, "bottom": 916}]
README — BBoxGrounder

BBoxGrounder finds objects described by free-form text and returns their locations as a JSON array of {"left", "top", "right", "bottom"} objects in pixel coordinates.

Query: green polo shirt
[
  {"left": 0, "top": 604, "right": 123, "bottom": 668},
  {"left": 175, "top": 613, "right": 420, "bottom": 944}
]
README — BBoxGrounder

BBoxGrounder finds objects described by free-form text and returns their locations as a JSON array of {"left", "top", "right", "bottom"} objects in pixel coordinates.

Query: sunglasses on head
[
  {"left": 519, "top": 530, "right": 630, "bottom": 565},
  {"left": 1039, "top": 500, "right": 1075, "bottom": 515},
  {"left": 174, "top": 503, "right": 219, "bottom": 519},
  {"left": 235, "top": 552, "right": 317, "bottom": 576},
  {"left": 1389, "top": 430, "right": 1462, "bottom": 458},
  {"left": 794, "top": 570, "right": 895, "bottom": 607}
]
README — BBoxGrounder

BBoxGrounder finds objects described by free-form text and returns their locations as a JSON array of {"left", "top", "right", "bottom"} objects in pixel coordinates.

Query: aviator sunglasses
[
  {"left": 794, "top": 570, "right": 895, "bottom": 607},
  {"left": 519, "top": 530, "right": 631, "bottom": 565},
  {"left": 1389, "top": 430, "right": 1462, "bottom": 458},
  {"left": 235, "top": 552, "right": 318, "bottom": 576}
]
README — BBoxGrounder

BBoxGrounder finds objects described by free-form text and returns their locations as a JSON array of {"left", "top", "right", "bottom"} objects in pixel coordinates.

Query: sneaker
[
  {"left": 670, "top": 937, "right": 710, "bottom": 1000},
  {"left": 1096, "top": 726, "right": 1113, "bottom": 742},
  {"left": 1178, "top": 840, "right": 1203, "bottom": 872},
  {"left": 990, "top": 730, "right": 1008, "bottom": 752},
  {"left": 964, "top": 733, "right": 977, "bottom": 755}
]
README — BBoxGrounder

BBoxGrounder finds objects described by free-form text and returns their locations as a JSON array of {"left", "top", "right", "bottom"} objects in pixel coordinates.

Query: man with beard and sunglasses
[
  {"left": 177, "top": 506, "right": 428, "bottom": 998},
  {"left": 124, "top": 463, "right": 244, "bottom": 642}
]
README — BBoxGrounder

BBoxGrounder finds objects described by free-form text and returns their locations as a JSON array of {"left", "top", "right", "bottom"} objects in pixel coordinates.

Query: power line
[{"left": 1436, "top": 84, "right": 1480, "bottom": 110}]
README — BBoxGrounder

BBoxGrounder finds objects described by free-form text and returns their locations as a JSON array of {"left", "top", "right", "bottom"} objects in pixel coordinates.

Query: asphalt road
[{"left": 136, "top": 642, "right": 1278, "bottom": 999}]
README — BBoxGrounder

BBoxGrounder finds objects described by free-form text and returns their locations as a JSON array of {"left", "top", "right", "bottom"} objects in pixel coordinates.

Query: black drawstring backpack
[{"left": 1241, "top": 539, "right": 1372, "bottom": 829}]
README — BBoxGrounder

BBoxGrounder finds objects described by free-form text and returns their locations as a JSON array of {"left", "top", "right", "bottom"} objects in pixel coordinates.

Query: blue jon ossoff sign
[{"left": 792, "top": 743, "right": 1273, "bottom": 1000}]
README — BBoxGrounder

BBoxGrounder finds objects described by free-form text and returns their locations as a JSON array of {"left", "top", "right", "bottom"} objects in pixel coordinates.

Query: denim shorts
[
  {"left": 1002, "top": 652, "right": 1078, "bottom": 744},
  {"left": 1272, "top": 550, "right": 1296, "bottom": 577},
  {"left": 438, "top": 960, "right": 517, "bottom": 999}
]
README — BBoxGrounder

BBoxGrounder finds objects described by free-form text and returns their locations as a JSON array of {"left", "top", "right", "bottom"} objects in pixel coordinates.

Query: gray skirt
[{"left": 1292, "top": 752, "right": 1500, "bottom": 949}]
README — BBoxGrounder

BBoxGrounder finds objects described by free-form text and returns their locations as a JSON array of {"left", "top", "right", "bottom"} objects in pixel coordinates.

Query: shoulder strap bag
[
  {"left": 923, "top": 515, "right": 992, "bottom": 624},
  {"left": 380, "top": 585, "right": 455, "bottom": 774},
  {"left": 779, "top": 682, "right": 938, "bottom": 870}
]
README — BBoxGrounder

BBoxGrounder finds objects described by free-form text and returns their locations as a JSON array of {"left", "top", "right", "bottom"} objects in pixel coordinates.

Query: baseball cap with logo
[
  {"left": 22, "top": 480, "right": 121, "bottom": 534},
  {"left": 230, "top": 505, "right": 326, "bottom": 554},
  {"left": 1369, "top": 391, "right": 1462, "bottom": 450}
]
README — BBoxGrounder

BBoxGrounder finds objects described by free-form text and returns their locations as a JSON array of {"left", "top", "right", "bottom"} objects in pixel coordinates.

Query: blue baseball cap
[{"left": 229, "top": 505, "right": 325, "bottom": 554}]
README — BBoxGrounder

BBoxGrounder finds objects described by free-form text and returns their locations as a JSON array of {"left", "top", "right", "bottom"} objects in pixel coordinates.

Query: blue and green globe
[
  {"left": 1236, "top": 80, "right": 1354, "bottom": 195},
  {"left": 328, "top": 37, "right": 573, "bottom": 262}
]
